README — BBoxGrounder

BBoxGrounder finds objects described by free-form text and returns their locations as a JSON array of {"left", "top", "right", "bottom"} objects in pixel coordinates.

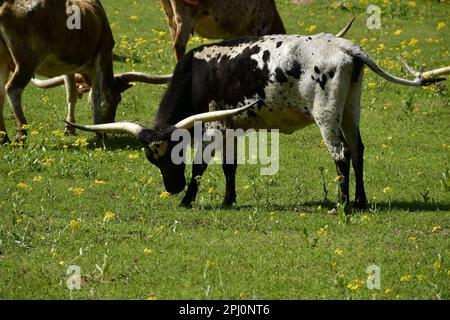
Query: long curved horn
[
  {"left": 336, "top": 17, "right": 355, "bottom": 38},
  {"left": 399, "top": 57, "right": 450, "bottom": 79},
  {"left": 63, "top": 120, "right": 144, "bottom": 137},
  {"left": 175, "top": 99, "right": 262, "bottom": 129},
  {"left": 115, "top": 72, "right": 173, "bottom": 84},
  {"left": 31, "top": 76, "right": 66, "bottom": 89},
  {"left": 31, "top": 74, "right": 88, "bottom": 89}
]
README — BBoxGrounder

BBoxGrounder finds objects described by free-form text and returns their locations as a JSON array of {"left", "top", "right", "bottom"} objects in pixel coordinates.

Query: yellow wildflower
[
  {"left": 385, "top": 288, "right": 393, "bottom": 295},
  {"left": 69, "top": 187, "right": 85, "bottom": 196},
  {"left": 70, "top": 220, "right": 80, "bottom": 231},
  {"left": 104, "top": 211, "right": 116, "bottom": 222},
  {"left": 383, "top": 187, "right": 393, "bottom": 194},
  {"left": 335, "top": 249, "right": 343, "bottom": 256},
  {"left": 17, "top": 183, "right": 32, "bottom": 191},
  {"left": 146, "top": 294, "right": 158, "bottom": 300},
  {"left": 207, "top": 260, "right": 217, "bottom": 268},
  {"left": 434, "top": 260, "right": 442, "bottom": 270},
  {"left": 72, "top": 138, "right": 89, "bottom": 148},
  {"left": 347, "top": 279, "right": 365, "bottom": 290},
  {"left": 33, "top": 176, "right": 44, "bottom": 183},
  {"left": 409, "top": 38, "right": 418, "bottom": 47},
  {"left": 144, "top": 248, "right": 153, "bottom": 254},
  {"left": 431, "top": 226, "right": 443, "bottom": 233},
  {"left": 437, "top": 22, "right": 446, "bottom": 31},
  {"left": 394, "top": 30, "right": 402, "bottom": 36},
  {"left": 159, "top": 192, "right": 171, "bottom": 199},
  {"left": 306, "top": 25, "right": 317, "bottom": 33},
  {"left": 400, "top": 275, "right": 413, "bottom": 282},
  {"left": 416, "top": 275, "right": 426, "bottom": 282}
]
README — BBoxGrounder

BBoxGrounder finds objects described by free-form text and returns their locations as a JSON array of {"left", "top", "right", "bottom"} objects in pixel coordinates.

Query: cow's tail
[{"left": 338, "top": 40, "right": 444, "bottom": 87}]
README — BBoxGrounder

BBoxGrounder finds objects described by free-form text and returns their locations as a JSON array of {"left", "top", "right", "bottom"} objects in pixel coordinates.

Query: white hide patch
[{"left": 193, "top": 33, "right": 359, "bottom": 160}]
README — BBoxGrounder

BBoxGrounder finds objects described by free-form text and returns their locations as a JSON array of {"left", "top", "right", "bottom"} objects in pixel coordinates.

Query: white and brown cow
[{"left": 67, "top": 33, "right": 445, "bottom": 210}]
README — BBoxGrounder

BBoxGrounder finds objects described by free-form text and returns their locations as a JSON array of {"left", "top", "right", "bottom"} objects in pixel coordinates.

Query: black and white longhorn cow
[{"left": 67, "top": 33, "right": 445, "bottom": 210}]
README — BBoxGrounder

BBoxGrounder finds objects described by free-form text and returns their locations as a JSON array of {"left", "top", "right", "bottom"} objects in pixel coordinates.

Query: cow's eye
[{"left": 149, "top": 141, "right": 169, "bottom": 159}]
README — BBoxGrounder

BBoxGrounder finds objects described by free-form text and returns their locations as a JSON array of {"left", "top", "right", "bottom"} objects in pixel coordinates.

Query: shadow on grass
[
  {"left": 86, "top": 135, "right": 143, "bottom": 151},
  {"left": 113, "top": 53, "right": 142, "bottom": 64},
  {"left": 368, "top": 201, "right": 450, "bottom": 213},
  {"left": 196, "top": 200, "right": 450, "bottom": 213}
]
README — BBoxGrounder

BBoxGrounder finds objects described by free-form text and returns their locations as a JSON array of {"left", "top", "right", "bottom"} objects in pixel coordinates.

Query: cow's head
[
  {"left": 96, "top": 72, "right": 174, "bottom": 124},
  {"left": 65, "top": 100, "right": 260, "bottom": 194}
]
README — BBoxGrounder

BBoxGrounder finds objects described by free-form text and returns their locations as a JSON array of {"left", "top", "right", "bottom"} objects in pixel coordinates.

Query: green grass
[{"left": 0, "top": 0, "right": 449, "bottom": 300}]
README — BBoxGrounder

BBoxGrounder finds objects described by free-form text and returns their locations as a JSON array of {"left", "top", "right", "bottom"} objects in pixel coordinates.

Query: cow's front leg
[
  {"left": 0, "top": 57, "right": 10, "bottom": 144},
  {"left": 6, "top": 67, "right": 35, "bottom": 143},
  {"left": 180, "top": 141, "right": 209, "bottom": 207},
  {"left": 64, "top": 74, "right": 79, "bottom": 136},
  {"left": 222, "top": 163, "right": 238, "bottom": 208},
  {"left": 180, "top": 161, "right": 208, "bottom": 208}
]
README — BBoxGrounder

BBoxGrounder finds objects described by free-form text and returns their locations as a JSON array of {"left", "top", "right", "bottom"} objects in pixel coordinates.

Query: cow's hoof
[
  {"left": 179, "top": 201, "right": 193, "bottom": 209},
  {"left": 221, "top": 200, "right": 236, "bottom": 209},
  {"left": 354, "top": 201, "right": 368, "bottom": 211},
  {"left": 64, "top": 127, "right": 77, "bottom": 136},
  {"left": 0, "top": 133, "right": 10, "bottom": 145},
  {"left": 15, "top": 131, "right": 27, "bottom": 145}
]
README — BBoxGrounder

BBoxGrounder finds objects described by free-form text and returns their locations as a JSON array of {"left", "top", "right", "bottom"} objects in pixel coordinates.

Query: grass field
[{"left": 0, "top": 0, "right": 449, "bottom": 300}]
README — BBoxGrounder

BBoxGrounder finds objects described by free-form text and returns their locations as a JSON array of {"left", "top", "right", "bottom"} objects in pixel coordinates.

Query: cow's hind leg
[
  {"left": 313, "top": 72, "right": 352, "bottom": 208},
  {"left": 342, "top": 72, "right": 367, "bottom": 210},
  {"left": 170, "top": 0, "right": 196, "bottom": 61},
  {"left": 322, "top": 127, "right": 351, "bottom": 207}
]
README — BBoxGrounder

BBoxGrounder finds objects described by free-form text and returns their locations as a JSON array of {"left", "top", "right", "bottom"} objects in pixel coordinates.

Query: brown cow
[
  {"left": 0, "top": 0, "right": 169, "bottom": 143},
  {"left": 161, "top": 0, "right": 286, "bottom": 61}
]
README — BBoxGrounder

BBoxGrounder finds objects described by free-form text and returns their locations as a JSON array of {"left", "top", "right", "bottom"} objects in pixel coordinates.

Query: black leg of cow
[
  {"left": 180, "top": 162, "right": 209, "bottom": 208},
  {"left": 353, "top": 129, "right": 367, "bottom": 210},
  {"left": 221, "top": 137, "right": 238, "bottom": 208},
  {"left": 320, "top": 124, "right": 352, "bottom": 209},
  {"left": 335, "top": 155, "right": 351, "bottom": 207},
  {"left": 222, "top": 163, "right": 238, "bottom": 208},
  {"left": 334, "top": 134, "right": 351, "bottom": 208}
]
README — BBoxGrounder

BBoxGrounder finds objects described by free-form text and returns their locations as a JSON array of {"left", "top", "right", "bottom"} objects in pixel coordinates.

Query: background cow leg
[
  {"left": 170, "top": 0, "right": 196, "bottom": 61},
  {"left": 64, "top": 74, "right": 78, "bottom": 136},
  {"left": 6, "top": 66, "right": 35, "bottom": 143},
  {"left": 89, "top": 54, "right": 103, "bottom": 125},
  {"left": 0, "top": 56, "right": 10, "bottom": 144}
]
